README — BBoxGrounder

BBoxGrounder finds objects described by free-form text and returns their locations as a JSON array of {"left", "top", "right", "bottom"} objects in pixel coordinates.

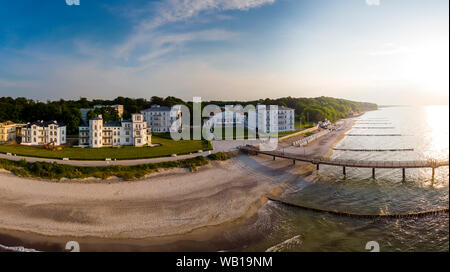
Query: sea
[{"left": 240, "top": 105, "right": 449, "bottom": 252}]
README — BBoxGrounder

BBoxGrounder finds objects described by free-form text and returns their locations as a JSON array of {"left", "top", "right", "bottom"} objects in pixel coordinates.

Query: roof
[
  {"left": 0, "top": 121, "right": 16, "bottom": 127},
  {"left": 142, "top": 106, "right": 172, "bottom": 112},
  {"left": 25, "top": 120, "right": 65, "bottom": 128},
  {"left": 104, "top": 122, "right": 122, "bottom": 127},
  {"left": 279, "top": 106, "right": 294, "bottom": 110}
]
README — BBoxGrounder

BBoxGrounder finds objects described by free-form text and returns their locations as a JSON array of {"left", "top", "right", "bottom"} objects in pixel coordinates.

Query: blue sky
[{"left": 0, "top": 0, "right": 448, "bottom": 105}]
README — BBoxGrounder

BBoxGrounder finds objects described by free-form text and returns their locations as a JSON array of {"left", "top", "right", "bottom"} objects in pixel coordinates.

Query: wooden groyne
[
  {"left": 352, "top": 127, "right": 396, "bottom": 129},
  {"left": 268, "top": 197, "right": 449, "bottom": 219},
  {"left": 333, "top": 148, "right": 414, "bottom": 152},
  {"left": 355, "top": 122, "right": 392, "bottom": 125},
  {"left": 345, "top": 134, "right": 405, "bottom": 136}
]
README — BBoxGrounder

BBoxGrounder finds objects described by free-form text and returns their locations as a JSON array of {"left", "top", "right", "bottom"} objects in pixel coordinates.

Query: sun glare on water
[{"left": 425, "top": 105, "right": 450, "bottom": 160}]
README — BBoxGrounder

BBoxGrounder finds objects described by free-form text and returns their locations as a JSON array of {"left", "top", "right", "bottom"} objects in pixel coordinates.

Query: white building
[
  {"left": 21, "top": 121, "right": 67, "bottom": 146},
  {"left": 141, "top": 105, "right": 182, "bottom": 133},
  {"left": 79, "top": 113, "right": 151, "bottom": 148},
  {"left": 204, "top": 107, "right": 245, "bottom": 128},
  {"left": 248, "top": 105, "right": 295, "bottom": 133}
]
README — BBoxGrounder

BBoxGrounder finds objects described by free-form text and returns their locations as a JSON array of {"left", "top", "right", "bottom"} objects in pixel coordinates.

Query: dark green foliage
[
  {"left": 209, "top": 96, "right": 377, "bottom": 123},
  {"left": 207, "top": 152, "right": 230, "bottom": 161}
]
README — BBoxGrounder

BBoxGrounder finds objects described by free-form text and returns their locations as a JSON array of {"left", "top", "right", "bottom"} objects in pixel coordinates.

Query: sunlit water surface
[{"left": 241, "top": 106, "right": 449, "bottom": 252}]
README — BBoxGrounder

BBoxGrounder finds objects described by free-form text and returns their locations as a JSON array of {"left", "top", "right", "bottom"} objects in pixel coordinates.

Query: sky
[{"left": 0, "top": 0, "right": 448, "bottom": 105}]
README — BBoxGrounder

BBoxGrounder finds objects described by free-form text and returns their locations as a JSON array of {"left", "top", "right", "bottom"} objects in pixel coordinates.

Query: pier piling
[
  {"left": 432, "top": 168, "right": 435, "bottom": 180},
  {"left": 372, "top": 168, "right": 376, "bottom": 179},
  {"left": 402, "top": 168, "right": 406, "bottom": 181},
  {"left": 316, "top": 164, "right": 320, "bottom": 171},
  {"left": 343, "top": 166, "right": 346, "bottom": 177}
]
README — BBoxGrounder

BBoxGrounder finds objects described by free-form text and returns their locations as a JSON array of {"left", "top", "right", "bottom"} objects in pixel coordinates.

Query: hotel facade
[
  {"left": 79, "top": 113, "right": 151, "bottom": 148},
  {"left": 248, "top": 105, "right": 295, "bottom": 133},
  {"left": 21, "top": 121, "right": 67, "bottom": 146},
  {"left": 204, "top": 107, "right": 246, "bottom": 128},
  {"left": 0, "top": 121, "right": 24, "bottom": 143},
  {"left": 141, "top": 105, "right": 182, "bottom": 133}
]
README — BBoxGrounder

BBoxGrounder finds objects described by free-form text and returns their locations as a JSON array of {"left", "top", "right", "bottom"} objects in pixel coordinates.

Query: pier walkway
[{"left": 240, "top": 146, "right": 449, "bottom": 180}]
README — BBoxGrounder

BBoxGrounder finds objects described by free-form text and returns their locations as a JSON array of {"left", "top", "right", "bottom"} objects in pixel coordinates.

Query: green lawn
[{"left": 0, "top": 136, "right": 212, "bottom": 161}]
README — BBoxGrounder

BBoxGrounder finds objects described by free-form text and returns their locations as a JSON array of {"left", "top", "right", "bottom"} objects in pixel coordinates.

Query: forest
[{"left": 0, "top": 96, "right": 377, "bottom": 135}]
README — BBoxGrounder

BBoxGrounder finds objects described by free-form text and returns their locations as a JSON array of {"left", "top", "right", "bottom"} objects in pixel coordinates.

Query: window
[{"left": 126, "top": 138, "right": 130, "bottom": 143}]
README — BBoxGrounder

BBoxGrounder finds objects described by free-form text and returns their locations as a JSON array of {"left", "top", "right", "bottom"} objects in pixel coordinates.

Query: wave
[
  {"left": 0, "top": 243, "right": 41, "bottom": 252},
  {"left": 265, "top": 235, "right": 303, "bottom": 252}
]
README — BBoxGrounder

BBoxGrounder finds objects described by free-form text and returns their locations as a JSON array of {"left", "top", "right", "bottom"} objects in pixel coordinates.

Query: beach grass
[
  {"left": 0, "top": 156, "right": 210, "bottom": 181},
  {"left": 207, "top": 152, "right": 230, "bottom": 161},
  {"left": 0, "top": 136, "right": 212, "bottom": 161}
]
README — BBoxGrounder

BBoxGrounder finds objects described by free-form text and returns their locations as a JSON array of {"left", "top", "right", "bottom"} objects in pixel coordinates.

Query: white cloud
[
  {"left": 365, "top": 0, "right": 380, "bottom": 6},
  {"left": 369, "top": 43, "right": 410, "bottom": 56},
  {"left": 115, "top": 0, "right": 275, "bottom": 60},
  {"left": 0, "top": 78, "right": 35, "bottom": 88},
  {"left": 141, "top": 0, "right": 276, "bottom": 30},
  {"left": 137, "top": 29, "right": 240, "bottom": 62}
]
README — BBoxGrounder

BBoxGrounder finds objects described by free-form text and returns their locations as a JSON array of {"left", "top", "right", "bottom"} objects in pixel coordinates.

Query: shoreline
[{"left": 0, "top": 117, "right": 357, "bottom": 252}]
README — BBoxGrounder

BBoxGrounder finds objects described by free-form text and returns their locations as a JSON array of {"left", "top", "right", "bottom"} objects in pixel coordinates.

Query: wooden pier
[{"left": 240, "top": 146, "right": 449, "bottom": 180}]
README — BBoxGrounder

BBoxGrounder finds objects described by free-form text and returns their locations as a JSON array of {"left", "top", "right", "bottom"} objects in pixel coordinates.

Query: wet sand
[{"left": 0, "top": 118, "right": 355, "bottom": 252}]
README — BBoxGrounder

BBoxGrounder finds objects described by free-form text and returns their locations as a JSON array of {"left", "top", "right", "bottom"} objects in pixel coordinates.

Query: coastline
[{"left": 0, "top": 117, "right": 356, "bottom": 252}]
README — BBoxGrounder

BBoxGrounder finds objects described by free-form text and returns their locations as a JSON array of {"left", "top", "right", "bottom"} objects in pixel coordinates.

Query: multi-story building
[
  {"left": 204, "top": 107, "right": 245, "bottom": 128},
  {"left": 141, "top": 105, "right": 182, "bottom": 133},
  {"left": 79, "top": 113, "right": 151, "bottom": 148},
  {"left": 248, "top": 105, "right": 295, "bottom": 133},
  {"left": 21, "top": 121, "right": 67, "bottom": 146},
  {"left": 0, "top": 121, "right": 21, "bottom": 143}
]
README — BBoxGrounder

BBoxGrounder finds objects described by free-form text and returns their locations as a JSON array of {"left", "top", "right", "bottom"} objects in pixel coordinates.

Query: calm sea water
[{"left": 242, "top": 106, "right": 449, "bottom": 252}]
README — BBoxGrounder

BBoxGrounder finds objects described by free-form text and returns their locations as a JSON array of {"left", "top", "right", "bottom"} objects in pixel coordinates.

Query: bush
[
  {"left": 208, "top": 152, "right": 230, "bottom": 161},
  {"left": 0, "top": 156, "right": 210, "bottom": 181}
]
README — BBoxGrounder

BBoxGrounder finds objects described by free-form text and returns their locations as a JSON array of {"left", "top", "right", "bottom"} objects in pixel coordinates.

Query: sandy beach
[{"left": 0, "top": 118, "right": 355, "bottom": 251}]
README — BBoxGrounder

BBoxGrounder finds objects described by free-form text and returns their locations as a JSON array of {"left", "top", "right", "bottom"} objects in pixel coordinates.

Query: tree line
[{"left": 0, "top": 96, "right": 377, "bottom": 135}]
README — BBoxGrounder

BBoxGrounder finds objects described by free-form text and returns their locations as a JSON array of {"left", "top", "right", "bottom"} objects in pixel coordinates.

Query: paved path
[{"left": 0, "top": 151, "right": 214, "bottom": 167}]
